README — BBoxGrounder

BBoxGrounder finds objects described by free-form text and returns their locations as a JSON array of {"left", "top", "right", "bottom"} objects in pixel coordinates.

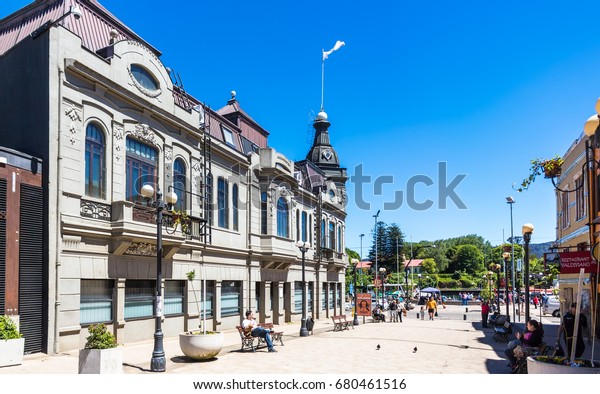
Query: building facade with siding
[{"left": 0, "top": 0, "right": 348, "bottom": 354}]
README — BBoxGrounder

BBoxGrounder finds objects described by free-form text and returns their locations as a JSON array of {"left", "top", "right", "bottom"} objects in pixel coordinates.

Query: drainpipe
[{"left": 53, "top": 57, "right": 64, "bottom": 355}]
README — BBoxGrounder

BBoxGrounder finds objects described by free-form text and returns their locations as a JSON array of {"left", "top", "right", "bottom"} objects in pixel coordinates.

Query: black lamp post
[
  {"left": 140, "top": 184, "right": 178, "bottom": 372},
  {"left": 296, "top": 241, "right": 311, "bottom": 337},
  {"left": 351, "top": 258, "right": 359, "bottom": 326},
  {"left": 418, "top": 274, "right": 422, "bottom": 299},
  {"left": 494, "top": 263, "right": 501, "bottom": 311},
  {"left": 373, "top": 210, "right": 380, "bottom": 302},
  {"left": 379, "top": 267, "right": 386, "bottom": 306},
  {"left": 502, "top": 252, "right": 511, "bottom": 319},
  {"left": 522, "top": 223, "right": 534, "bottom": 323},
  {"left": 506, "top": 196, "right": 516, "bottom": 323},
  {"left": 359, "top": 233, "right": 364, "bottom": 292}
]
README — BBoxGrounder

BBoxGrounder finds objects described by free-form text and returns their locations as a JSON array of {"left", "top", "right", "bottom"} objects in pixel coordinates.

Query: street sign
[
  {"left": 559, "top": 251, "right": 597, "bottom": 274},
  {"left": 356, "top": 293, "right": 372, "bottom": 316}
]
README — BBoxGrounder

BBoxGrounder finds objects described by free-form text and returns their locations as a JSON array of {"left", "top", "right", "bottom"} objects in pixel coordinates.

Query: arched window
[
  {"left": 173, "top": 158, "right": 186, "bottom": 212},
  {"left": 337, "top": 226, "right": 342, "bottom": 252},
  {"left": 301, "top": 212, "right": 307, "bottom": 242},
  {"left": 232, "top": 184, "right": 239, "bottom": 231},
  {"left": 276, "top": 197, "right": 289, "bottom": 238},
  {"left": 85, "top": 123, "right": 106, "bottom": 199},
  {"left": 329, "top": 222, "right": 335, "bottom": 250},
  {"left": 217, "top": 177, "right": 229, "bottom": 228},
  {"left": 321, "top": 219, "right": 326, "bottom": 248},
  {"left": 126, "top": 137, "right": 157, "bottom": 203}
]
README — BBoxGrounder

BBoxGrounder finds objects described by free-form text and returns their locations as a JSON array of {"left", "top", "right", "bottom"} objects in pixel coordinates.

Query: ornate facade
[{"left": 0, "top": 0, "right": 347, "bottom": 354}]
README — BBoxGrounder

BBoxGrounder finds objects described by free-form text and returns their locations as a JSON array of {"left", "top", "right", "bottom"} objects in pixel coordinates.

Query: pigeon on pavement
[
  {"left": 376, "top": 344, "right": 380, "bottom": 350},
  {"left": 413, "top": 347, "right": 418, "bottom": 353}
]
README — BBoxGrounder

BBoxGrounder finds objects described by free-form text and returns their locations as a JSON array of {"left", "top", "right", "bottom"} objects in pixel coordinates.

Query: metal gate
[
  {"left": 0, "top": 179, "right": 6, "bottom": 315},
  {"left": 18, "top": 183, "right": 44, "bottom": 354}
]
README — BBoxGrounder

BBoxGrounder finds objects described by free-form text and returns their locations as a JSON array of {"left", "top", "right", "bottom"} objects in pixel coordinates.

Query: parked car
[{"left": 543, "top": 295, "right": 561, "bottom": 317}]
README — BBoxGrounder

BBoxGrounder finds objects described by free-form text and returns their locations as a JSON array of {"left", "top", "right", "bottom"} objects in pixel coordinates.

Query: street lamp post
[
  {"left": 418, "top": 274, "right": 422, "bottom": 299},
  {"left": 522, "top": 223, "right": 534, "bottom": 323},
  {"left": 379, "top": 267, "right": 386, "bottom": 306},
  {"left": 359, "top": 233, "right": 365, "bottom": 294},
  {"left": 396, "top": 237, "right": 400, "bottom": 292},
  {"left": 296, "top": 241, "right": 311, "bottom": 337},
  {"left": 487, "top": 271, "right": 493, "bottom": 302},
  {"left": 506, "top": 196, "right": 516, "bottom": 323},
  {"left": 373, "top": 210, "right": 380, "bottom": 302},
  {"left": 494, "top": 263, "right": 501, "bottom": 311},
  {"left": 351, "top": 258, "right": 360, "bottom": 326},
  {"left": 502, "top": 252, "right": 511, "bottom": 319},
  {"left": 140, "top": 184, "right": 178, "bottom": 372}
]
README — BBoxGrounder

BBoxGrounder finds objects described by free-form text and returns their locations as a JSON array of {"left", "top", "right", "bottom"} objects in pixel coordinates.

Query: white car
[{"left": 543, "top": 296, "right": 561, "bottom": 317}]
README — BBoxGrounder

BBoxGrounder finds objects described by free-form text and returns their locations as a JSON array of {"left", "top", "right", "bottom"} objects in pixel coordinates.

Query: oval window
[{"left": 130, "top": 64, "right": 159, "bottom": 91}]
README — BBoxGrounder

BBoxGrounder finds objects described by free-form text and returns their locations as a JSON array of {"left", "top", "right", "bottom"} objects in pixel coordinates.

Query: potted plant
[
  {"left": 0, "top": 315, "right": 25, "bottom": 367},
  {"left": 527, "top": 355, "right": 600, "bottom": 374},
  {"left": 179, "top": 269, "right": 224, "bottom": 360},
  {"left": 516, "top": 155, "right": 565, "bottom": 192},
  {"left": 78, "top": 323, "right": 122, "bottom": 374},
  {"left": 172, "top": 209, "right": 191, "bottom": 235}
]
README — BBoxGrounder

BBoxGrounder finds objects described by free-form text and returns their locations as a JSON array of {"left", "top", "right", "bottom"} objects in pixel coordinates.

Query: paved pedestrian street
[{"left": 1, "top": 304, "right": 597, "bottom": 392}]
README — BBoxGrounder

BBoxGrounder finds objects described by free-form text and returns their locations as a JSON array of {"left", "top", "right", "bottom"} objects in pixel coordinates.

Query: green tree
[
  {"left": 449, "top": 244, "right": 484, "bottom": 273},
  {"left": 421, "top": 258, "right": 437, "bottom": 274}
]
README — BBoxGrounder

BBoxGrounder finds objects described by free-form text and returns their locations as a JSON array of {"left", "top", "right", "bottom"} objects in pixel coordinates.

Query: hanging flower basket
[
  {"left": 543, "top": 165, "right": 562, "bottom": 179},
  {"left": 516, "top": 155, "right": 564, "bottom": 192}
]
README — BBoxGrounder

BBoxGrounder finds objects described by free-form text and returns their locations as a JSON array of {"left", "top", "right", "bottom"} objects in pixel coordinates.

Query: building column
[
  {"left": 214, "top": 281, "right": 222, "bottom": 331},
  {"left": 284, "top": 282, "right": 292, "bottom": 322},
  {"left": 115, "top": 278, "right": 125, "bottom": 344},
  {"left": 258, "top": 281, "right": 269, "bottom": 323},
  {"left": 273, "top": 282, "right": 283, "bottom": 325}
]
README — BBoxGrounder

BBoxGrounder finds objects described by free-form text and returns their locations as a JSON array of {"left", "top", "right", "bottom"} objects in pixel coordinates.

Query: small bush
[
  {"left": 0, "top": 315, "right": 22, "bottom": 340},
  {"left": 84, "top": 324, "right": 117, "bottom": 349}
]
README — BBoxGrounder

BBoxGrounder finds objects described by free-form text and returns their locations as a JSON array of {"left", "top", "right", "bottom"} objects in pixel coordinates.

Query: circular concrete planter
[
  {"left": 179, "top": 331, "right": 224, "bottom": 360},
  {"left": 527, "top": 356, "right": 600, "bottom": 374}
]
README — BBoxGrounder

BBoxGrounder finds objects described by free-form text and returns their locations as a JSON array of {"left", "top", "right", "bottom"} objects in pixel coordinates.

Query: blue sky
[{"left": 3, "top": 1, "right": 599, "bottom": 251}]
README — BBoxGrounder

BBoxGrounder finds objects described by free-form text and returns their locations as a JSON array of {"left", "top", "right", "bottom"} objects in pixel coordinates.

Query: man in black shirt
[{"left": 557, "top": 303, "right": 588, "bottom": 358}]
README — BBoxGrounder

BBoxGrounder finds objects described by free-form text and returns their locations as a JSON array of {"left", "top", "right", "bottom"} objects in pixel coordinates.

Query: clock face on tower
[{"left": 322, "top": 149, "right": 333, "bottom": 161}]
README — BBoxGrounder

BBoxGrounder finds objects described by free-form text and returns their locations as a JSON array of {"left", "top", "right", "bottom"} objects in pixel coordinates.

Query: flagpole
[{"left": 321, "top": 53, "right": 325, "bottom": 111}]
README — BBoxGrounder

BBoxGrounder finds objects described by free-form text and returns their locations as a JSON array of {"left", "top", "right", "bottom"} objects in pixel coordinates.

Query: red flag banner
[{"left": 558, "top": 251, "right": 597, "bottom": 274}]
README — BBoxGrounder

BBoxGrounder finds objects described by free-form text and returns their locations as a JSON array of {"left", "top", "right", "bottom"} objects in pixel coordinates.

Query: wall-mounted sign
[{"left": 558, "top": 251, "right": 597, "bottom": 274}]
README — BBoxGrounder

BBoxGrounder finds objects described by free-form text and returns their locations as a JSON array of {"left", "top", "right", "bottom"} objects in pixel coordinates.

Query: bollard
[
  {"left": 464, "top": 314, "right": 467, "bottom": 320},
  {"left": 465, "top": 307, "right": 468, "bottom": 313},
  {"left": 416, "top": 313, "right": 419, "bottom": 319}
]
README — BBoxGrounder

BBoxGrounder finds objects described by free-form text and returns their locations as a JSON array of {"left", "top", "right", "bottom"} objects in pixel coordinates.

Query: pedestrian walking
[
  {"left": 481, "top": 300, "right": 490, "bottom": 328},
  {"left": 532, "top": 295, "right": 539, "bottom": 309},
  {"left": 426, "top": 296, "right": 437, "bottom": 320},
  {"left": 389, "top": 299, "right": 398, "bottom": 322}
]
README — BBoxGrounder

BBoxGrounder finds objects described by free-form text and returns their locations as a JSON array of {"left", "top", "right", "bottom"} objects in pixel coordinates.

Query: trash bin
[{"left": 305, "top": 316, "right": 315, "bottom": 334}]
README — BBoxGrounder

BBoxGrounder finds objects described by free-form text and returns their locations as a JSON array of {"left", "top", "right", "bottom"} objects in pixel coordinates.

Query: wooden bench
[
  {"left": 340, "top": 314, "right": 354, "bottom": 329},
  {"left": 493, "top": 320, "right": 512, "bottom": 342},
  {"left": 257, "top": 322, "right": 284, "bottom": 347},
  {"left": 236, "top": 326, "right": 256, "bottom": 352},
  {"left": 331, "top": 315, "right": 350, "bottom": 331}
]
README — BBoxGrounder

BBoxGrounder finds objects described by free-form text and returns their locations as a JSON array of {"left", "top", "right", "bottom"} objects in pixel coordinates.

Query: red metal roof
[
  {"left": 356, "top": 260, "right": 372, "bottom": 269},
  {"left": 406, "top": 259, "right": 424, "bottom": 268},
  {"left": 0, "top": 0, "right": 160, "bottom": 57}
]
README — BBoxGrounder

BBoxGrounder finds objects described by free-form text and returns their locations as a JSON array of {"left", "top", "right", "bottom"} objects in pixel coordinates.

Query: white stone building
[{"left": 0, "top": 0, "right": 347, "bottom": 355}]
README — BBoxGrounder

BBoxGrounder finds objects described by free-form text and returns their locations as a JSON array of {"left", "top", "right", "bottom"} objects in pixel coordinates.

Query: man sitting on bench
[{"left": 242, "top": 310, "right": 277, "bottom": 353}]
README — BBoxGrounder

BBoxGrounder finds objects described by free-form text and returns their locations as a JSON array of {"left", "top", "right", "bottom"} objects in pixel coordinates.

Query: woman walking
[{"left": 426, "top": 296, "right": 437, "bottom": 320}]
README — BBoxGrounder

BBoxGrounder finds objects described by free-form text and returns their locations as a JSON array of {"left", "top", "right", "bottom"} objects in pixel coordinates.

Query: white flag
[{"left": 322, "top": 40, "right": 345, "bottom": 61}]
